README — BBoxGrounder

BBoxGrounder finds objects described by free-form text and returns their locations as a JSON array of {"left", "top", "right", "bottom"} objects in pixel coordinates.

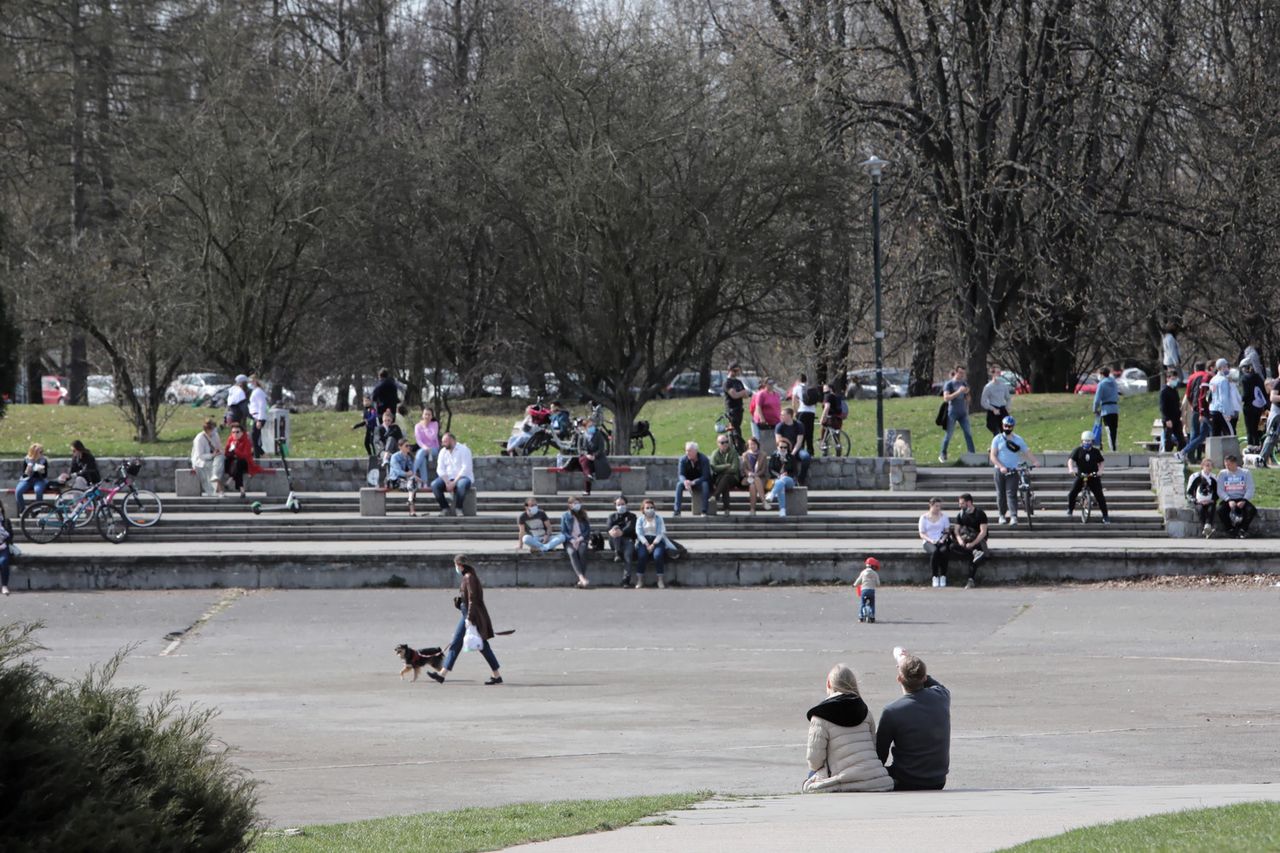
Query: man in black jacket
[
  {"left": 371, "top": 368, "right": 400, "bottom": 416},
  {"left": 1159, "top": 370, "right": 1185, "bottom": 453},
  {"left": 877, "top": 647, "right": 951, "bottom": 791},
  {"left": 674, "top": 442, "right": 711, "bottom": 517},
  {"left": 606, "top": 496, "right": 638, "bottom": 586}
]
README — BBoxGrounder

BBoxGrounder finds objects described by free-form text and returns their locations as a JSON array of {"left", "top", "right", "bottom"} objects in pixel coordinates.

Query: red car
[
  {"left": 1073, "top": 373, "right": 1098, "bottom": 395},
  {"left": 41, "top": 375, "right": 68, "bottom": 405}
]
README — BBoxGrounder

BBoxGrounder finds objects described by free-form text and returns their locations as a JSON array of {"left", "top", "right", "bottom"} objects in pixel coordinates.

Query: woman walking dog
[{"left": 428, "top": 555, "right": 505, "bottom": 685}]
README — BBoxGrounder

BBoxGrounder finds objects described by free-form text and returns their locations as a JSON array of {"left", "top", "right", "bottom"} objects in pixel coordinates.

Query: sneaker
[
  {"left": 931, "top": 576, "right": 940, "bottom": 588},
  {"left": 1175, "top": 451, "right": 1185, "bottom": 462},
  {"left": 1008, "top": 518, "right": 1019, "bottom": 526},
  {"left": 634, "top": 580, "right": 643, "bottom": 589},
  {"left": 867, "top": 617, "right": 875, "bottom": 623},
  {"left": 1, "top": 586, "right": 8, "bottom": 596},
  {"left": 672, "top": 510, "right": 682, "bottom": 517},
  {"left": 657, "top": 578, "right": 666, "bottom": 589},
  {"left": 939, "top": 576, "right": 947, "bottom": 588},
  {"left": 1065, "top": 509, "right": 1073, "bottom": 517},
  {"left": 859, "top": 615, "right": 866, "bottom": 623},
  {"left": 938, "top": 454, "right": 947, "bottom": 463},
  {"left": 972, "top": 549, "right": 986, "bottom": 565},
  {"left": 998, "top": 516, "right": 1010, "bottom": 525},
  {"left": 427, "top": 672, "right": 445, "bottom": 684},
  {"left": 620, "top": 576, "right": 632, "bottom": 587},
  {"left": 964, "top": 579, "right": 975, "bottom": 589},
  {"left": 1102, "top": 517, "right": 1111, "bottom": 525},
  {"left": 438, "top": 509, "right": 455, "bottom": 518},
  {"left": 484, "top": 676, "right": 504, "bottom": 686}
]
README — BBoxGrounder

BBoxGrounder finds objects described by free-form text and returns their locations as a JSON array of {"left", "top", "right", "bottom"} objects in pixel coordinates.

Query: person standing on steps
[
  {"left": 876, "top": 647, "right": 951, "bottom": 791},
  {"left": 427, "top": 556, "right": 503, "bottom": 686},
  {"left": 1092, "top": 366, "right": 1120, "bottom": 452},
  {"left": 989, "top": 415, "right": 1039, "bottom": 526},
  {"left": 939, "top": 366, "right": 975, "bottom": 463},
  {"left": 980, "top": 365, "right": 1012, "bottom": 437},
  {"left": 248, "top": 373, "right": 270, "bottom": 458}
]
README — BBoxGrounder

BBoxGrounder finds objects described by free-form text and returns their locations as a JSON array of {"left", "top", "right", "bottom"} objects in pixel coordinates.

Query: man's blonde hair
[
  {"left": 827, "top": 663, "right": 860, "bottom": 696},
  {"left": 899, "top": 655, "right": 928, "bottom": 692}
]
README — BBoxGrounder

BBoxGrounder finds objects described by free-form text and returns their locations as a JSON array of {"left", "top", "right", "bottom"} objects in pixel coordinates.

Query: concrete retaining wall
[
  {"left": 10, "top": 547, "right": 1273, "bottom": 592},
  {"left": 1, "top": 455, "right": 915, "bottom": 494},
  {"left": 1151, "top": 454, "right": 1280, "bottom": 537}
]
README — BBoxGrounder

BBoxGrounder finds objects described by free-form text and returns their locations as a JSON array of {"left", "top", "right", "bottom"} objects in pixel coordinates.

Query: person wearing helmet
[
  {"left": 855, "top": 558, "right": 881, "bottom": 623},
  {"left": 989, "top": 415, "right": 1038, "bottom": 525},
  {"left": 1067, "top": 430, "right": 1110, "bottom": 524}
]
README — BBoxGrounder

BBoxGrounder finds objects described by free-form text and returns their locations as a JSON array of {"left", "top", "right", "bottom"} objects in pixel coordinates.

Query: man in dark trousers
[
  {"left": 1159, "top": 370, "right": 1185, "bottom": 453},
  {"left": 1067, "top": 429, "right": 1110, "bottom": 524},
  {"left": 876, "top": 647, "right": 951, "bottom": 791},
  {"left": 371, "top": 368, "right": 400, "bottom": 416}
]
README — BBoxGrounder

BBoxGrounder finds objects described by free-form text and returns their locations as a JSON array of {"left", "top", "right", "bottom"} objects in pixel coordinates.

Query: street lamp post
[{"left": 860, "top": 155, "right": 888, "bottom": 457}]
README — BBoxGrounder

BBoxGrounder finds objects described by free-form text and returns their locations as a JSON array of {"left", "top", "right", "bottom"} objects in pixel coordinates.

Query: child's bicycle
[
  {"left": 1076, "top": 472, "right": 1099, "bottom": 523},
  {"left": 21, "top": 480, "right": 128, "bottom": 544},
  {"left": 714, "top": 412, "right": 746, "bottom": 454}
]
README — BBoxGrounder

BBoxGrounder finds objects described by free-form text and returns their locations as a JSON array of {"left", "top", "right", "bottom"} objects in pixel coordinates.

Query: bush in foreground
[{"left": 0, "top": 622, "right": 260, "bottom": 852}]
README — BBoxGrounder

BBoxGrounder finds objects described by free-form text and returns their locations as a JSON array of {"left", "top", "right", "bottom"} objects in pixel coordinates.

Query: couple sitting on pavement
[{"left": 803, "top": 647, "right": 950, "bottom": 793}]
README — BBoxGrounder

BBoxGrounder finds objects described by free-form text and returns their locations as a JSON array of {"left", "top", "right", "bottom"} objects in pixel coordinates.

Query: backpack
[
  {"left": 836, "top": 396, "right": 848, "bottom": 418},
  {"left": 802, "top": 385, "right": 822, "bottom": 406},
  {"left": 550, "top": 410, "right": 572, "bottom": 435}
]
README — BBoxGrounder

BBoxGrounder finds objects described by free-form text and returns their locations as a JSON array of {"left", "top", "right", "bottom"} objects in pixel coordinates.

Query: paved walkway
[{"left": 510, "top": 786, "right": 1280, "bottom": 852}]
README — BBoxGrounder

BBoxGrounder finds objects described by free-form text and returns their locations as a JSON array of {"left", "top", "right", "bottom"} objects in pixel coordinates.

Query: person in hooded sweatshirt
[{"left": 801, "top": 663, "right": 894, "bottom": 793}]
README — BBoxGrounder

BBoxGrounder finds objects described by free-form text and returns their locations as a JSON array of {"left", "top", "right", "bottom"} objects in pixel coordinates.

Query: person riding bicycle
[
  {"left": 988, "top": 416, "right": 1038, "bottom": 526},
  {"left": 1066, "top": 430, "right": 1110, "bottom": 525}
]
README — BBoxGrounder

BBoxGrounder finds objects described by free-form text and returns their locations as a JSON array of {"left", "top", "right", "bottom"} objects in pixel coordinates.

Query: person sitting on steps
[
  {"left": 1216, "top": 454, "right": 1257, "bottom": 538},
  {"left": 431, "top": 432, "right": 474, "bottom": 517}
]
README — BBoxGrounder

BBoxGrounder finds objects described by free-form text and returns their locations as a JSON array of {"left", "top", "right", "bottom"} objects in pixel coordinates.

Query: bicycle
[
  {"left": 629, "top": 419, "right": 656, "bottom": 455},
  {"left": 819, "top": 423, "right": 852, "bottom": 457},
  {"left": 1076, "top": 472, "right": 1099, "bottom": 523},
  {"left": 109, "top": 458, "right": 163, "bottom": 527},
  {"left": 714, "top": 412, "right": 746, "bottom": 454},
  {"left": 1016, "top": 462, "right": 1037, "bottom": 530},
  {"left": 21, "top": 482, "right": 128, "bottom": 544}
]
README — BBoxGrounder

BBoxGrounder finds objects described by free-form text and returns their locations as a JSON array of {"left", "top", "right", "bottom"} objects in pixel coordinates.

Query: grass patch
[
  {"left": 1, "top": 393, "right": 1162, "bottom": 461},
  {"left": 998, "top": 801, "right": 1280, "bottom": 852},
  {"left": 254, "top": 791, "right": 709, "bottom": 853}
]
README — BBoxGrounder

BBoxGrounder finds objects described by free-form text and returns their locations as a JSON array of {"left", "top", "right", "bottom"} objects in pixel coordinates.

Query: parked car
[
  {"left": 166, "top": 372, "right": 233, "bottom": 405},
  {"left": 1116, "top": 367, "right": 1151, "bottom": 395},
  {"left": 848, "top": 368, "right": 911, "bottom": 400},
  {"left": 1001, "top": 370, "right": 1032, "bottom": 395},
  {"left": 41, "top": 375, "right": 68, "bottom": 405},
  {"left": 481, "top": 373, "right": 532, "bottom": 399},
  {"left": 1073, "top": 373, "right": 1098, "bottom": 395},
  {"left": 86, "top": 374, "right": 115, "bottom": 406}
]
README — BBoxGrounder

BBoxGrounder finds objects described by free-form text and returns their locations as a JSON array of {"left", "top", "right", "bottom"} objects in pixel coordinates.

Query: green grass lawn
[
  {"left": 253, "top": 792, "right": 708, "bottom": 853},
  {"left": 998, "top": 801, "right": 1280, "bottom": 852}
]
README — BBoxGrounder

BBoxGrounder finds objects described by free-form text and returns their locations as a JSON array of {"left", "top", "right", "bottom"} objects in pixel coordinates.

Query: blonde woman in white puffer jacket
[{"left": 802, "top": 663, "right": 893, "bottom": 793}]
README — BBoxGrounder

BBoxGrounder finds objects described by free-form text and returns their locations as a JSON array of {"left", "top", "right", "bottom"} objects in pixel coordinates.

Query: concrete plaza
[{"left": 6, "top": 584, "right": 1280, "bottom": 847}]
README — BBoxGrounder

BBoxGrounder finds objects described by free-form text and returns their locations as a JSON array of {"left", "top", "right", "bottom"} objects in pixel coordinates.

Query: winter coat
[
  {"left": 578, "top": 429, "right": 611, "bottom": 480},
  {"left": 460, "top": 569, "right": 494, "bottom": 640},
  {"left": 802, "top": 693, "right": 894, "bottom": 793},
  {"left": 224, "top": 434, "right": 263, "bottom": 475}
]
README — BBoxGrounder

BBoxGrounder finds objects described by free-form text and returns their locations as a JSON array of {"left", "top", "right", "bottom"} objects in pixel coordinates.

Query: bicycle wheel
[
  {"left": 55, "top": 489, "right": 95, "bottom": 529},
  {"left": 1080, "top": 491, "right": 1093, "bottom": 524},
  {"left": 117, "top": 489, "right": 163, "bottom": 528},
  {"left": 1021, "top": 489, "right": 1035, "bottom": 529},
  {"left": 21, "top": 503, "right": 65, "bottom": 544},
  {"left": 632, "top": 433, "right": 656, "bottom": 455},
  {"left": 95, "top": 504, "right": 128, "bottom": 543},
  {"left": 836, "top": 430, "right": 852, "bottom": 457}
]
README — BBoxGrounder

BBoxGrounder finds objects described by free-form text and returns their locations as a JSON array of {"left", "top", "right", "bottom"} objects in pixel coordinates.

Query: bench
[
  {"left": 175, "top": 467, "right": 288, "bottom": 498},
  {"left": 1135, "top": 418, "right": 1164, "bottom": 452},
  {"left": 532, "top": 466, "right": 646, "bottom": 496},
  {"left": 359, "top": 486, "right": 476, "bottom": 517},
  {"left": 1, "top": 483, "right": 66, "bottom": 517}
]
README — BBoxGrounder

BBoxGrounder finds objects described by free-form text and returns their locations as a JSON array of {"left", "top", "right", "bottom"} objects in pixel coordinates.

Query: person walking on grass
[
  {"left": 1092, "top": 366, "right": 1120, "bottom": 452},
  {"left": 427, "top": 556, "right": 504, "bottom": 686},
  {"left": 939, "top": 366, "right": 975, "bottom": 463},
  {"left": 1208, "top": 358, "right": 1242, "bottom": 437},
  {"left": 980, "top": 366, "right": 1012, "bottom": 437}
]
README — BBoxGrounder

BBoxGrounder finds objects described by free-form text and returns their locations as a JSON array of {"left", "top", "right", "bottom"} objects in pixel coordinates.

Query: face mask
[
  {"left": 587, "top": 427, "right": 596, "bottom": 436},
  {"left": 1002, "top": 428, "right": 1013, "bottom": 434},
  {"left": 528, "top": 504, "right": 538, "bottom": 514},
  {"left": 644, "top": 508, "right": 655, "bottom": 518},
  {"left": 571, "top": 502, "right": 582, "bottom": 512},
  {"left": 454, "top": 565, "right": 463, "bottom": 576},
  {"left": 615, "top": 504, "right": 626, "bottom": 512},
  {"left": 1082, "top": 441, "right": 1093, "bottom": 449}
]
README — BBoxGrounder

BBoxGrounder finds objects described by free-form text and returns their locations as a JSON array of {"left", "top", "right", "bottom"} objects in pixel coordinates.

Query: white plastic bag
[{"left": 463, "top": 621, "right": 484, "bottom": 652}]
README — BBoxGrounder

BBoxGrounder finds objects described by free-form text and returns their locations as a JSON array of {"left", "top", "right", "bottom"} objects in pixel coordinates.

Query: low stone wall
[
  {"left": 1152, "top": 454, "right": 1280, "bottom": 537},
  {"left": 0, "top": 454, "right": 915, "bottom": 494},
  {"left": 12, "top": 544, "right": 1275, "bottom": 591}
]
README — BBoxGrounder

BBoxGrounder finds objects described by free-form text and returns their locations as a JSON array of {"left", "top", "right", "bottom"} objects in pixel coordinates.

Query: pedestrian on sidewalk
[
  {"left": 802, "top": 663, "right": 893, "bottom": 792},
  {"left": 427, "top": 556, "right": 504, "bottom": 685}
]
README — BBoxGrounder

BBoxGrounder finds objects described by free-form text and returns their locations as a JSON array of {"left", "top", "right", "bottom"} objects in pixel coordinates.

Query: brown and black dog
[{"left": 395, "top": 644, "right": 445, "bottom": 681}]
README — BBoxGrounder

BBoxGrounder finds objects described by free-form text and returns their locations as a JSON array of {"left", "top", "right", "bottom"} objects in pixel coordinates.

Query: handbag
[
  {"left": 463, "top": 621, "right": 484, "bottom": 652},
  {"left": 935, "top": 400, "right": 948, "bottom": 428},
  {"left": 1091, "top": 417, "right": 1103, "bottom": 445}
]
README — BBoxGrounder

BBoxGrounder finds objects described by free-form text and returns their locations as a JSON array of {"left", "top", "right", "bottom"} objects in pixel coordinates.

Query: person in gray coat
[{"left": 876, "top": 647, "right": 951, "bottom": 791}]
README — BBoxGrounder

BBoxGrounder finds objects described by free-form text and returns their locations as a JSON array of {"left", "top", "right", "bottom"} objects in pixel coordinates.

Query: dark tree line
[{"left": 2, "top": 0, "right": 1278, "bottom": 442}]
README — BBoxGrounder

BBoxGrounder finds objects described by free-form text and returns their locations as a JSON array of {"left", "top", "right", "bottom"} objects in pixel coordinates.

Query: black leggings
[
  {"left": 1218, "top": 500, "right": 1257, "bottom": 533},
  {"left": 1067, "top": 475, "right": 1109, "bottom": 518},
  {"left": 227, "top": 457, "right": 249, "bottom": 490},
  {"left": 1100, "top": 413, "right": 1118, "bottom": 451},
  {"left": 1, "top": 552, "right": 10, "bottom": 586},
  {"left": 1195, "top": 502, "right": 1216, "bottom": 527},
  {"left": 797, "top": 411, "right": 816, "bottom": 456},
  {"left": 923, "top": 542, "right": 950, "bottom": 578}
]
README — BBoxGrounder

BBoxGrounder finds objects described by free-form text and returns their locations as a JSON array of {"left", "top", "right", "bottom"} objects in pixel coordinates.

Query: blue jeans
[
  {"left": 941, "top": 414, "right": 975, "bottom": 456},
  {"left": 637, "top": 541, "right": 666, "bottom": 576},
  {"left": 674, "top": 479, "right": 709, "bottom": 515},
  {"left": 1182, "top": 413, "right": 1208, "bottom": 461},
  {"left": 431, "top": 475, "right": 472, "bottom": 511},
  {"left": 769, "top": 475, "right": 796, "bottom": 516},
  {"left": 859, "top": 589, "right": 876, "bottom": 620},
  {"left": 523, "top": 533, "right": 565, "bottom": 552},
  {"left": 442, "top": 606, "right": 500, "bottom": 672},
  {"left": 14, "top": 477, "right": 46, "bottom": 512},
  {"left": 0, "top": 549, "right": 11, "bottom": 586}
]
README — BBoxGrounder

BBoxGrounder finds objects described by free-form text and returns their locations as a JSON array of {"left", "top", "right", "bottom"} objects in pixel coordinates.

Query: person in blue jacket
[{"left": 1092, "top": 367, "right": 1121, "bottom": 452}]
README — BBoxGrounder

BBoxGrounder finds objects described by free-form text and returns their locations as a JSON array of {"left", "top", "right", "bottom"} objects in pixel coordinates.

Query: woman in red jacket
[{"left": 223, "top": 423, "right": 262, "bottom": 498}]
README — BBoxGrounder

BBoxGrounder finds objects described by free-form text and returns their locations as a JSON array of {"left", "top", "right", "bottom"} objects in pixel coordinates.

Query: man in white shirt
[
  {"left": 1208, "top": 358, "right": 1242, "bottom": 436},
  {"left": 248, "top": 373, "right": 270, "bottom": 457},
  {"left": 226, "top": 374, "right": 250, "bottom": 426},
  {"left": 431, "top": 432, "right": 475, "bottom": 516}
]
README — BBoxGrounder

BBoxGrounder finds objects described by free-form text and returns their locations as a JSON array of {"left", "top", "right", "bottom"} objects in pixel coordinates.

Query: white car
[
  {"left": 86, "top": 374, "right": 115, "bottom": 406},
  {"left": 166, "top": 372, "right": 233, "bottom": 405},
  {"left": 1116, "top": 368, "right": 1151, "bottom": 396}
]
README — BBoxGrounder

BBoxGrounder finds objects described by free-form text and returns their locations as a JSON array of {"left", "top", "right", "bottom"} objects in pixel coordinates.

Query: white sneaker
[
  {"left": 657, "top": 578, "right": 666, "bottom": 589},
  {"left": 1008, "top": 517, "right": 1019, "bottom": 526},
  {"left": 939, "top": 576, "right": 947, "bottom": 587},
  {"left": 998, "top": 516, "right": 1009, "bottom": 525},
  {"left": 931, "top": 576, "right": 940, "bottom": 588}
]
